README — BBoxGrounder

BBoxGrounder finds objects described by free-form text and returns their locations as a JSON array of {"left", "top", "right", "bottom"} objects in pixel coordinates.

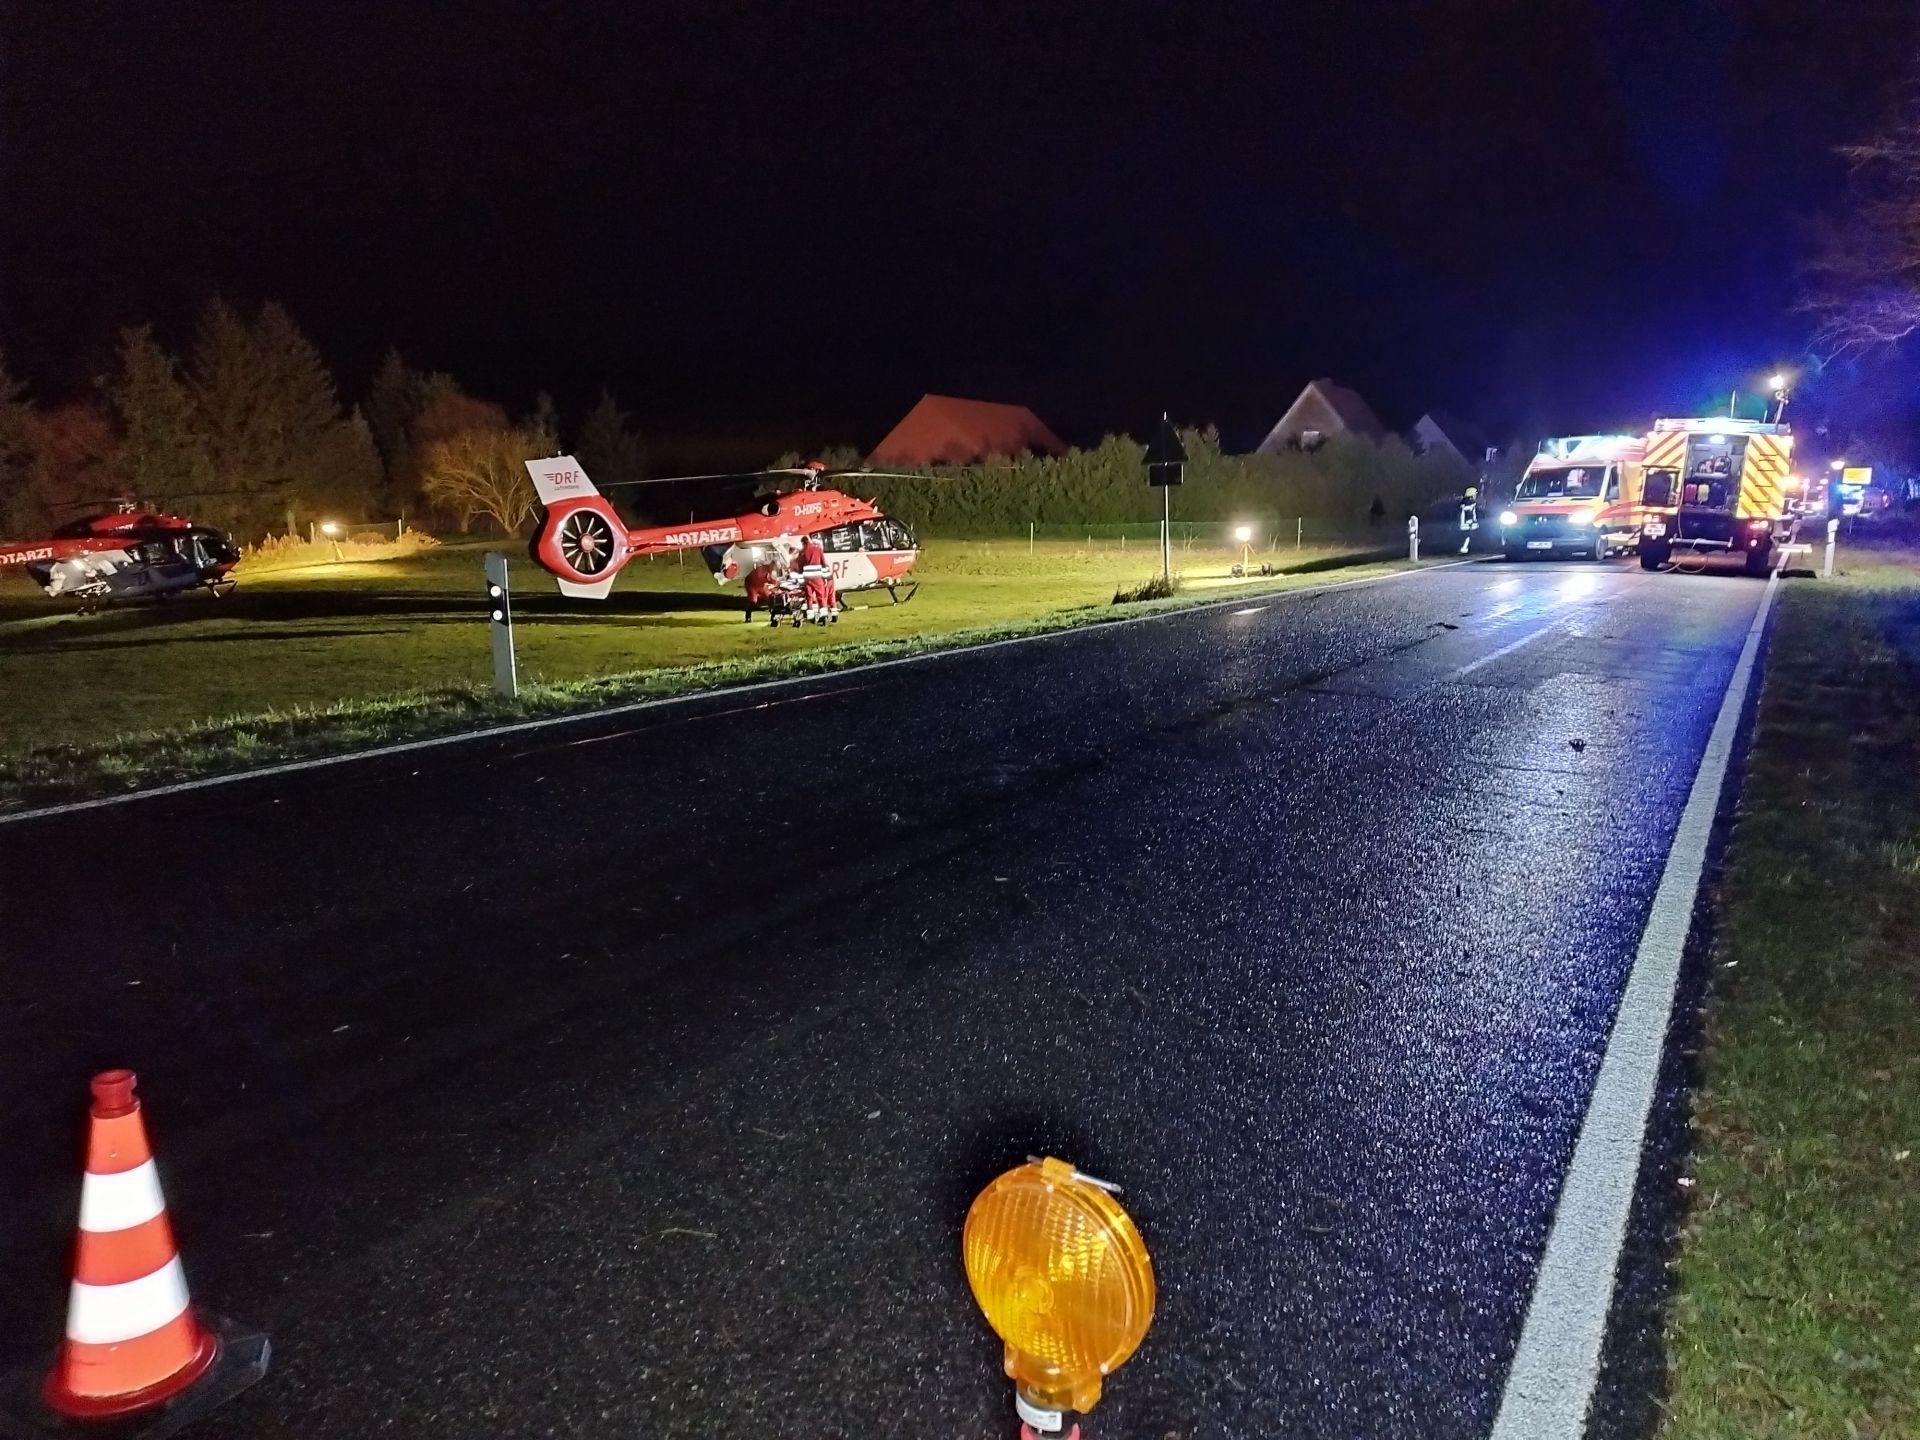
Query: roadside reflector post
[
  {"left": 963, "top": 1157, "right": 1155, "bottom": 1437},
  {"left": 1408, "top": 514, "right": 1420, "bottom": 563},
  {"left": 484, "top": 552, "right": 517, "bottom": 699},
  {"left": 1824, "top": 518, "right": 1838, "bottom": 580}
]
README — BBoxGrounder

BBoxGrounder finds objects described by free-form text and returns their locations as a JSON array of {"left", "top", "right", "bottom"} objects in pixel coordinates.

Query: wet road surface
[{"left": 0, "top": 559, "right": 1766, "bottom": 1438}]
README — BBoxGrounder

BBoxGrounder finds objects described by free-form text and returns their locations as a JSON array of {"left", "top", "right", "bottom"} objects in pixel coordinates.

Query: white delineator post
[
  {"left": 484, "top": 551, "right": 517, "bottom": 699},
  {"left": 1824, "top": 518, "right": 1839, "bottom": 579},
  {"left": 1408, "top": 514, "right": 1420, "bottom": 563}
]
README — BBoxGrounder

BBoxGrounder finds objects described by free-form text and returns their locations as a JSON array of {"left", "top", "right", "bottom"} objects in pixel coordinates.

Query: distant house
[
  {"left": 1411, "top": 411, "right": 1496, "bottom": 467},
  {"left": 1256, "top": 379, "right": 1388, "bottom": 453},
  {"left": 869, "top": 394, "right": 1067, "bottom": 467}
]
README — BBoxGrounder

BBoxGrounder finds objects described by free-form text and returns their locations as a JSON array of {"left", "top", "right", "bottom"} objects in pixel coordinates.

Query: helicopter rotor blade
[
  {"left": 53, "top": 484, "right": 291, "bottom": 509},
  {"left": 597, "top": 468, "right": 812, "bottom": 489}
]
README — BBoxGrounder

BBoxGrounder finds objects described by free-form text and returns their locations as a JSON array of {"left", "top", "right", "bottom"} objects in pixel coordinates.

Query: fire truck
[
  {"left": 1635, "top": 417, "right": 1796, "bottom": 576},
  {"left": 1499, "top": 433, "right": 1653, "bottom": 561}
]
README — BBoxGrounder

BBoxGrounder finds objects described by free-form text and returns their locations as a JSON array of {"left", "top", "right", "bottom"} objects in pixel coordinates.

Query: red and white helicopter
[
  {"left": 0, "top": 501, "right": 242, "bottom": 608},
  {"left": 525, "top": 456, "right": 922, "bottom": 619}
]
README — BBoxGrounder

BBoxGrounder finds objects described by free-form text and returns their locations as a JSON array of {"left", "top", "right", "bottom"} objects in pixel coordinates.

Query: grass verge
[
  {"left": 1662, "top": 551, "right": 1920, "bottom": 1437},
  {"left": 0, "top": 551, "right": 1441, "bottom": 811}
]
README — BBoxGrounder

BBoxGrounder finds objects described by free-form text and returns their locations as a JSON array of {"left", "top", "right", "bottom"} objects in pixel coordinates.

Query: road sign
[{"left": 1145, "top": 413, "right": 1187, "bottom": 487}]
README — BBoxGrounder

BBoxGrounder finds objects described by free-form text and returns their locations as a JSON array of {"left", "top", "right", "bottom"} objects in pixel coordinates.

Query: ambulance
[
  {"left": 1635, "top": 417, "right": 1795, "bottom": 576},
  {"left": 1498, "top": 433, "right": 1653, "bottom": 561}
]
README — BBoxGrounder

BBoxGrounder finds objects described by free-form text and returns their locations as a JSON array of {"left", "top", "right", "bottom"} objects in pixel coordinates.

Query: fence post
[
  {"left": 1823, "top": 518, "right": 1838, "bottom": 579},
  {"left": 1408, "top": 515, "right": 1420, "bottom": 563},
  {"left": 1029, "top": 521, "right": 1034, "bottom": 555},
  {"left": 1296, "top": 517, "right": 1303, "bottom": 551}
]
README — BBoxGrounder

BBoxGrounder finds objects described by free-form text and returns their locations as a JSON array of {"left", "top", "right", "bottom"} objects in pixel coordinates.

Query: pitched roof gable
[{"left": 869, "top": 394, "right": 1067, "bottom": 466}]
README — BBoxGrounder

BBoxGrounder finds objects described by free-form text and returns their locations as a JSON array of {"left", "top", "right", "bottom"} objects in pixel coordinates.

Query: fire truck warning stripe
[
  {"left": 64, "top": 1256, "right": 191, "bottom": 1345},
  {"left": 77, "top": 1159, "right": 166, "bottom": 1233},
  {"left": 1490, "top": 573, "right": 1778, "bottom": 1439},
  {"left": 74, "top": 1213, "right": 179, "bottom": 1287}
]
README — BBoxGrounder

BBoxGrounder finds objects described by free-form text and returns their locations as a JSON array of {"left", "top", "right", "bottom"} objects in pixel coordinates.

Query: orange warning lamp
[{"left": 962, "top": 1157, "right": 1155, "bottom": 1433}]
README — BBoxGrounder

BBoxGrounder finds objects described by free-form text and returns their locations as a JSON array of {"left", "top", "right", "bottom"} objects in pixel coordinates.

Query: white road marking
[
  {"left": 1489, "top": 571, "right": 1779, "bottom": 1439},
  {"left": 0, "top": 559, "right": 1479, "bottom": 826},
  {"left": 1232, "top": 606, "right": 1268, "bottom": 616},
  {"left": 1453, "top": 622, "right": 1559, "bottom": 677}
]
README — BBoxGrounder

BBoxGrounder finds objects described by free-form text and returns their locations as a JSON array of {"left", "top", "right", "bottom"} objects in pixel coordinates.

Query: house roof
[
  {"left": 868, "top": 394, "right": 1067, "bottom": 466},
  {"left": 1257, "top": 379, "right": 1388, "bottom": 452},
  {"left": 1413, "top": 410, "right": 1486, "bottom": 461},
  {"left": 1312, "top": 381, "right": 1387, "bottom": 438}
]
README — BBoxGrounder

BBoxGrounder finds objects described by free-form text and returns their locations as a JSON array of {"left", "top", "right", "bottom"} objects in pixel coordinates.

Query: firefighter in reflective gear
[
  {"left": 797, "top": 535, "right": 835, "bottom": 624},
  {"left": 1459, "top": 485, "right": 1480, "bottom": 554}
]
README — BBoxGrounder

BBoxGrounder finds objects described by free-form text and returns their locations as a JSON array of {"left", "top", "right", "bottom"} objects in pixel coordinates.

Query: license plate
[{"left": 1526, "top": 540, "right": 1553, "bottom": 550}]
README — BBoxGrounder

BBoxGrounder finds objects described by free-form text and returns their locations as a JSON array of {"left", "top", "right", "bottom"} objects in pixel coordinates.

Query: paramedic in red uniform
[{"left": 797, "top": 534, "right": 834, "bottom": 624}]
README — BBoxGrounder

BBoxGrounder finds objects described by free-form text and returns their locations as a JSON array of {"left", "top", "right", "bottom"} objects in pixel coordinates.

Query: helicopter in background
[
  {"left": 525, "top": 457, "right": 922, "bottom": 618},
  {"left": 0, "top": 500, "right": 243, "bottom": 609}
]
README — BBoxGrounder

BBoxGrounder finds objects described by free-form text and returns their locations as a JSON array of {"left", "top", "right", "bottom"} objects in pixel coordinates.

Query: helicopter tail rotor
[{"left": 525, "top": 457, "right": 631, "bottom": 598}]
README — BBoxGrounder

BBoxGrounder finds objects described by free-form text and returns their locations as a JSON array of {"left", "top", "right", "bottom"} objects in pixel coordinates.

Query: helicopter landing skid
[{"left": 885, "top": 580, "right": 919, "bottom": 605}]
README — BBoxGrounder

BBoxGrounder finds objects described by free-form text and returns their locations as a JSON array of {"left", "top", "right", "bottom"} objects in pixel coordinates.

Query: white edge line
[
  {"left": 0, "top": 558, "right": 1479, "bottom": 826},
  {"left": 1489, "top": 571, "right": 1779, "bottom": 1439},
  {"left": 1453, "top": 620, "right": 1559, "bottom": 678}
]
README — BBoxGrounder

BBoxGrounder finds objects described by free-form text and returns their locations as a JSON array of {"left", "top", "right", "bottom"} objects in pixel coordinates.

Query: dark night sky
[{"left": 4, "top": 1, "right": 1916, "bottom": 463}]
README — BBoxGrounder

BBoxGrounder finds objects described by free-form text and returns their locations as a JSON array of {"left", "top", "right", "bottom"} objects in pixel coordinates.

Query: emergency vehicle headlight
[
  {"left": 963, "top": 1157, "right": 1155, "bottom": 1419},
  {"left": 1498, "top": 510, "right": 1518, "bottom": 527},
  {"left": 1569, "top": 507, "right": 1598, "bottom": 527}
]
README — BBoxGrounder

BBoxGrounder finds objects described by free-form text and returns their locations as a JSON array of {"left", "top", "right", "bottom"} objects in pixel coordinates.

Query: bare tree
[
  {"left": 1804, "top": 82, "right": 1920, "bottom": 356},
  {"left": 420, "top": 427, "right": 542, "bottom": 534}
]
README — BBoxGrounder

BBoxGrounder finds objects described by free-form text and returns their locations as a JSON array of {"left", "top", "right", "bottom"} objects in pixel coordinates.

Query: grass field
[
  {"left": 0, "top": 534, "right": 1415, "bottom": 803},
  {"left": 1663, "top": 546, "right": 1920, "bottom": 1437}
]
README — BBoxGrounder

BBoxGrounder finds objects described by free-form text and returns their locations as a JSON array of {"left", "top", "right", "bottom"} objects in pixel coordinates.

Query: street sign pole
[
  {"left": 1161, "top": 486, "right": 1171, "bottom": 583},
  {"left": 1144, "top": 410, "right": 1187, "bottom": 585},
  {"left": 484, "top": 551, "right": 517, "bottom": 699}
]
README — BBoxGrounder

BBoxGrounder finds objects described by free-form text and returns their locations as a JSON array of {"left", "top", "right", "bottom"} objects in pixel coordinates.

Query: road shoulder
[{"left": 1661, "top": 554, "right": 1920, "bottom": 1435}]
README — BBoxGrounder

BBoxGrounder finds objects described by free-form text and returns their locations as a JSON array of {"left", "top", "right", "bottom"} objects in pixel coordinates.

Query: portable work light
[{"left": 962, "top": 1157, "right": 1155, "bottom": 1434}]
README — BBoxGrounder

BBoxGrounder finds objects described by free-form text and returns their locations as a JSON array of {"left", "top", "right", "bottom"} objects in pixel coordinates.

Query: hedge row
[{"left": 851, "top": 428, "right": 1475, "bottom": 535}]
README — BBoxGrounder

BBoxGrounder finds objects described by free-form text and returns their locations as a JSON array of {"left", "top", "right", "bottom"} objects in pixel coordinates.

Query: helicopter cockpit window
[
  {"left": 822, "top": 525, "right": 863, "bottom": 553},
  {"left": 863, "top": 518, "right": 913, "bottom": 550}
]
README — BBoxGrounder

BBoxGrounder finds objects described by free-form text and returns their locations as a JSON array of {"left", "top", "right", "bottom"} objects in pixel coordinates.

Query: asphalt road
[{"left": 0, "top": 558, "right": 1767, "bottom": 1439}]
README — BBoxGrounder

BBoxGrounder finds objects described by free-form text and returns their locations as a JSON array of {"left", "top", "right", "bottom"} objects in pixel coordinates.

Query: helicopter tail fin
[{"left": 524, "top": 455, "right": 599, "bottom": 506}]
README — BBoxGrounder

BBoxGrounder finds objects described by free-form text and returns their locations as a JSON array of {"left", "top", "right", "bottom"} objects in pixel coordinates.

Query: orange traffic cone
[
  {"left": 2, "top": 1070, "right": 268, "bottom": 1437},
  {"left": 44, "top": 1069, "right": 218, "bottom": 1418}
]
